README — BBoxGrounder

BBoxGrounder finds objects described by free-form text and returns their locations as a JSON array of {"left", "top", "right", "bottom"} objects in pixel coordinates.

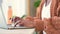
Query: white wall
[{"left": 1, "top": 0, "right": 26, "bottom": 21}]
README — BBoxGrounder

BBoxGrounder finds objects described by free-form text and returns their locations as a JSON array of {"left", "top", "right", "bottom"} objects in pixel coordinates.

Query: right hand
[
  {"left": 22, "top": 20, "right": 35, "bottom": 28},
  {"left": 22, "top": 16, "right": 34, "bottom": 28}
]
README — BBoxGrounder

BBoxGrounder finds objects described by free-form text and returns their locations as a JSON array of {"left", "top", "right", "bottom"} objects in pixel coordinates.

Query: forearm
[{"left": 34, "top": 20, "right": 44, "bottom": 31}]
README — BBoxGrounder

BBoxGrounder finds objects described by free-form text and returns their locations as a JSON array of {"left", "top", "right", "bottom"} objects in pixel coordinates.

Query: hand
[
  {"left": 22, "top": 20, "right": 35, "bottom": 28},
  {"left": 52, "top": 16, "right": 60, "bottom": 30},
  {"left": 44, "top": 17, "right": 60, "bottom": 34},
  {"left": 22, "top": 16, "right": 34, "bottom": 28}
]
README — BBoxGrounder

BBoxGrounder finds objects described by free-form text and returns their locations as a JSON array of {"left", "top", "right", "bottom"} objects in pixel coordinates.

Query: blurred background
[{"left": 0, "top": 0, "right": 41, "bottom": 24}]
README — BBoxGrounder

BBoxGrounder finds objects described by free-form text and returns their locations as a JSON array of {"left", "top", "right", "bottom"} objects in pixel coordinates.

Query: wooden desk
[{"left": 0, "top": 28, "right": 35, "bottom": 34}]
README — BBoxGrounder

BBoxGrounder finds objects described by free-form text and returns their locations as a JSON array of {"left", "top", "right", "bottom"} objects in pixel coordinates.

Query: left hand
[
  {"left": 51, "top": 16, "right": 60, "bottom": 30},
  {"left": 44, "top": 16, "right": 60, "bottom": 34}
]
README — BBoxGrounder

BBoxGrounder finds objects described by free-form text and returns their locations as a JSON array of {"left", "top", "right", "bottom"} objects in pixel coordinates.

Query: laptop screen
[{"left": 0, "top": 6, "right": 8, "bottom": 29}]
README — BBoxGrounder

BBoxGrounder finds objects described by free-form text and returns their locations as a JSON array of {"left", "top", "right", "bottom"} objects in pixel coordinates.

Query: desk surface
[{"left": 0, "top": 28, "right": 35, "bottom": 34}]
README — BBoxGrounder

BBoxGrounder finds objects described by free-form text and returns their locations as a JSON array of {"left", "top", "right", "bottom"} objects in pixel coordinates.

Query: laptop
[{"left": 0, "top": 6, "right": 33, "bottom": 30}]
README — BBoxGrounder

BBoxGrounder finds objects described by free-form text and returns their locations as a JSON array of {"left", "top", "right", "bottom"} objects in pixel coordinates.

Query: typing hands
[
  {"left": 10, "top": 16, "right": 44, "bottom": 31},
  {"left": 10, "top": 16, "right": 60, "bottom": 34},
  {"left": 10, "top": 16, "right": 35, "bottom": 27}
]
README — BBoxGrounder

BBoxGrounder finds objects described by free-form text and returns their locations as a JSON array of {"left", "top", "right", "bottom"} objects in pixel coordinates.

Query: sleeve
[
  {"left": 50, "top": 0, "right": 58, "bottom": 17},
  {"left": 57, "top": 3, "right": 60, "bottom": 16},
  {"left": 36, "top": 0, "right": 44, "bottom": 19}
]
